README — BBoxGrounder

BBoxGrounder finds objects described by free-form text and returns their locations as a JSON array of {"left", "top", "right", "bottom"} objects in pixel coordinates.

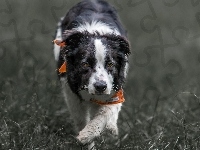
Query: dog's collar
[
  {"left": 53, "top": 40, "right": 67, "bottom": 73},
  {"left": 58, "top": 61, "right": 67, "bottom": 73},
  {"left": 54, "top": 39, "right": 125, "bottom": 105},
  {"left": 90, "top": 89, "right": 125, "bottom": 105},
  {"left": 54, "top": 39, "right": 66, "bottom": 48}
]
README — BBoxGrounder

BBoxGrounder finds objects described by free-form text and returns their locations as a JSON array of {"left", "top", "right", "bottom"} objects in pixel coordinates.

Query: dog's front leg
[{"left": 76, "top": 104, "right": 122, "bottom": 145}]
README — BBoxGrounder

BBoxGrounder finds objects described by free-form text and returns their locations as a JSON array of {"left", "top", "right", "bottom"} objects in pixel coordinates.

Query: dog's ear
[
  {"left": 62, "top": 30, "right": 85, "bottom": 48},
  {"left": 114, "top": 36, "right": 130, "bottom": 56},
  {"left": 105, "top": 35, "right": 131, "bottom": 55}
]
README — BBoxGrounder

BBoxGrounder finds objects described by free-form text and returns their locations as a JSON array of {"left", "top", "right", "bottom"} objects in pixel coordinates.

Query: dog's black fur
[
  {"left": 61, "top": 0, "right": 127, "bottom": 36},
  {"left": 57, "top": 0, "right": 130, "bottom": 98},
  {"left": 54, "top": 0, "right": 130, "bottom": 147}
]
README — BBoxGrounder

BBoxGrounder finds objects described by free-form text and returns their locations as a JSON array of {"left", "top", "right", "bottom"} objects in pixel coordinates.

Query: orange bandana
[
  {"left": 90, "top": 89, "right": 125, "bottom": 105},
  {"left": 53, "top": 40, "right": 66, "bottom": 48},
  {"left": 58, "top": 62, "right": 67, "bottom": 73},
  {"left": 53, "top": 39, "right": 67, "bottom": 73}
]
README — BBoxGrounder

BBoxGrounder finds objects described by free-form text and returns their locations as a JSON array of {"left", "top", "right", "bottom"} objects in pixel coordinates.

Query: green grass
[{"left": 1, "top": 0, "right": 200, "bottom": 149}]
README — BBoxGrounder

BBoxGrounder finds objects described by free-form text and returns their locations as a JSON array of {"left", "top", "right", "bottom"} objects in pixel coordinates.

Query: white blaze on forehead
[
  {"left": 75, "top": 21, "right": 120, "bottom": 35},
  {"left": 88, "top": 39, "right": 113, "bottom": 94},
  {"left": 94, "top": 39, "right": 106, "bottom": 66}
]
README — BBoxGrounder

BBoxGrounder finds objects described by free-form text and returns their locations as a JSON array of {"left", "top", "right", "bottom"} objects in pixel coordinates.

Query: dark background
[{"left": 0, "top": 0, "right": 200, "bottom": 149}]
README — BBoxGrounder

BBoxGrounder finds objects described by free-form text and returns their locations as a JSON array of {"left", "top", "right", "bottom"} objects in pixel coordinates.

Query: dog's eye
[
  {"left": 106, "top": 62, "right": 114, "bottom": 68},
  {"left": 81, "top": 62, "right": 90, "bottom": 68}
]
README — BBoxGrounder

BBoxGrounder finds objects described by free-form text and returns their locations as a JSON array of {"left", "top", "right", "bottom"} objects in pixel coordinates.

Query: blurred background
[{"left": 0, "top": 0, "right": 200, "bottom": 149}]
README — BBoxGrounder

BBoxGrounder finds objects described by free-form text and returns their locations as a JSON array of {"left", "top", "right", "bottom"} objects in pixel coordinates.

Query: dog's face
[{"left": 61, "top": 31, "right": 130, "bottom": 99}]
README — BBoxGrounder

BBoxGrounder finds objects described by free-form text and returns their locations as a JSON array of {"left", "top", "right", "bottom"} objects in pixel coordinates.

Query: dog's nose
[{"left": 94, "top": 81, "right": 107, "bottom": 93}]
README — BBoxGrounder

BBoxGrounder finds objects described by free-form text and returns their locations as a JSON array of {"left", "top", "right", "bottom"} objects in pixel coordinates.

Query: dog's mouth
[
  {"left": 78, "top": 85, "right": 125, "bottom": 105},
  {"left": 80, "top": 85, "right": 110, "bottom": 94},
  {"left": 79, "top": 86, "right": 115, "bottom": 102},
  {"left": 91, "top": 91, "right": 108, "bottom": 95},
  {"left": 91, "top": 90, "right": 115, "bottom": 97}
]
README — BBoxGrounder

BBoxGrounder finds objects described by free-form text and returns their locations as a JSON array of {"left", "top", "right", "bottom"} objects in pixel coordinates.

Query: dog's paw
[
  {"left": 76, "top": 134, "right": 90, "bottom": 145},
  {"left": 76, "top": 132, "right": 95, "bottom": 145},
  {"left": 106, "top": 124, "right": 118, "bottom": 137},
  {"left": 76, "top": 124, "right": 102, "bottom": 145},
  {"left": 69, "top": 135, "right": 96, "bottom": 150},
  {"left": 68, "top": 134, "right": 84, "bottom": 146}
]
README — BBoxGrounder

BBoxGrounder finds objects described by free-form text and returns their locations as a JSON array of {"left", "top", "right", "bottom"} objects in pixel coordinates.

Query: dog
[{"left": 53, "top": 0, "right": 130, "bottom": 149}]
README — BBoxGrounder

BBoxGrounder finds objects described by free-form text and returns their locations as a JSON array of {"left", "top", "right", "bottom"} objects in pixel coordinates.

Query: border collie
[{"left": 53, "top": 0, "right": 130, "bottom": 148}]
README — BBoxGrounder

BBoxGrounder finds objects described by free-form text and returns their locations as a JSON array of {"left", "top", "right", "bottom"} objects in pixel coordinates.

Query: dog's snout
[{"left": 94, "top": 81, "right": 107, "bottom": 93}]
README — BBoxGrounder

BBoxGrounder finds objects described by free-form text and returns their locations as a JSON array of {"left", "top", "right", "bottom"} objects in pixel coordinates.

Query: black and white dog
[{"left": 53, "top": 0, "right": 130, "bottom": 148}]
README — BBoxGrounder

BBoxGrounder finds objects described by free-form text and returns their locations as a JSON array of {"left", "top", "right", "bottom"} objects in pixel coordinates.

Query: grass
[
  {"left": 1, "top": 80, "right": 200, "bottom": 149},
  {"left": 1, "top": 0, "right": 200, "bottom": 149}
]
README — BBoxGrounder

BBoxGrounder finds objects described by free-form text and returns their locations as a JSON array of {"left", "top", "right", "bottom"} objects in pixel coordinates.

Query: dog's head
[{"left": 59, "top": 31, "right": 130, "bottom": 99}]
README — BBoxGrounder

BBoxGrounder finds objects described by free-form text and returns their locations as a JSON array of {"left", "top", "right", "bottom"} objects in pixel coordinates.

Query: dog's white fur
[
  {"left": 54, "top": 21, "right": 63, "bottom": 61},
  {"left": 76, "top": 21, "right": 120, "bottom": 35},
  {"left": 88, "top": 39, "right": 114, "bottom": 95},
  {"left": 54, "top": 21, "right": 123, "bottom": 149}
]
